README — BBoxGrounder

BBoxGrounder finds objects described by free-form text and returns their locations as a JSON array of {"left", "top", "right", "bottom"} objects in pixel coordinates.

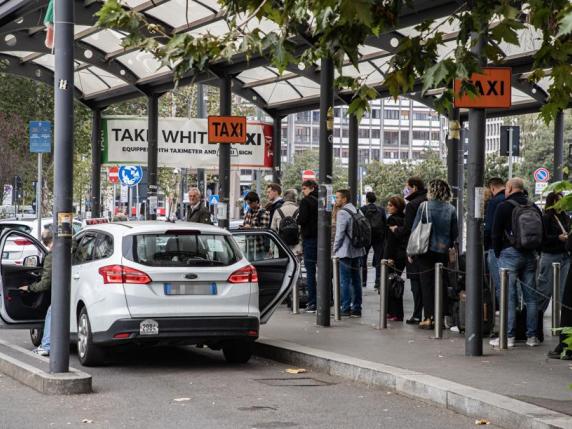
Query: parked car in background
[{"left": 0, "top": 218, "right": 82, "bottom": 265}]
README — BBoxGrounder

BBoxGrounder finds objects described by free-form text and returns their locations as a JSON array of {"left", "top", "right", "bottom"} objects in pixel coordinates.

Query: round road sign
[
  {"left": 533, "top": 168, "right": 550, "bottom": 183},
  {"left": 302, "top": 169, "right": 316, "bottom": 181},
  {"left": 119, "top": 165, "right": 143, "bottom": 187}
]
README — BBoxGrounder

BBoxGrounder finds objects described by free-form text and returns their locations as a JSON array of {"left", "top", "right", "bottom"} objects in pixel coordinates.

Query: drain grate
[{"left": 255, "top": 377, "right": 333, "bottom": 387}]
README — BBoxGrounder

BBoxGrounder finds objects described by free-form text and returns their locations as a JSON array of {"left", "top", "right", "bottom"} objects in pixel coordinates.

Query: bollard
[
  {"left": 499, "top": 268, "right": 509, "bottom": 350},
  {"left": 552, "top": 262, "right": 561, "bottom": 335},
  {"left": 434, "top": 263, "right": 444, "bottom": 339},
  {"left": 332, "top": 256, "right": 341, "bottom": 321},
  {"left": 378, "top": 260, "right": 388, "bottom": 329},
  {"left": 291, "top": 258, "right": 300, "bottom": 314}
]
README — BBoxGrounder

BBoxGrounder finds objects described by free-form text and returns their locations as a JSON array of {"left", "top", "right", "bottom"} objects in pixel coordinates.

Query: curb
[
  {"left": 0, "top": 340, "right": 91, "bottom": 395},
  {"left": 255, "top": 339, "right": 572, "bottom": 429}
]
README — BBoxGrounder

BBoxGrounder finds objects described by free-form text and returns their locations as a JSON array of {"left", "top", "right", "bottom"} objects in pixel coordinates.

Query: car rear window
[{"left": 125, "top": 232, "right": 240, "bottom": 267}]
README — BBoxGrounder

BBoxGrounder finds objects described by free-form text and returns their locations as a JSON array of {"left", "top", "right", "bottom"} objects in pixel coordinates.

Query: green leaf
[{"left": 557, "top": 11, "right": 572, "bottom": 38}]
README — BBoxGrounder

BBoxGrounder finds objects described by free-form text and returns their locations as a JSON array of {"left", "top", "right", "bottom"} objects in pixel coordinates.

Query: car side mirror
[{"left": 23, "top": 255, "right": 39, "bottom": 268}]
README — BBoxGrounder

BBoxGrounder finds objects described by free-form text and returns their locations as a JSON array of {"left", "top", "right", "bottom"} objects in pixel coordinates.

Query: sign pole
[
  {"left": 36, "top": 153, "right": 42, "bottom": 240},
  {"left": 508, "top": 127, "right": 513, "bottom": 179},
  {"left": 113, "top": 183, "right": 116, "bottom": 216}
]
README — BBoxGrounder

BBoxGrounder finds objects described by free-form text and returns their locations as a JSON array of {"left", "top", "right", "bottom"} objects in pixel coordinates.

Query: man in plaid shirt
[{"left": 242, "top": 192, "right": 270, "bottom": 260}]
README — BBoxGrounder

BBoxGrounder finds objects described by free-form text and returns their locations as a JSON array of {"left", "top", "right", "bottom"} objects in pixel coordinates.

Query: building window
[
  {"left": 384, "top": 109, "right": 400, "bottom": 120},
  {"left": 372, "top": 109, "right": 381, "bottom": 119},
  {"left": 334, "top": 108, "right": 341, "bottom": 117},
  {"left": 296, "top": 112, "right": 311, "bottom": 122},
  {"left": 384, "top": 151, "right": 392, "bottom": 159},
  {"left": 371, "top": 129, "right": 380, "bottom": 139},
  {"left": 384, "top": 131, "right": 399, "bottom": 146},
  {"left": 412, "top": 130, "right": 430, "bottom": 140},
  {"left": 334, "top": 128, "right": 340, "bottom": 138},
  {"left": 312, "top": 127, "right": 319, "bottom": 141},
  {"left": 412, "top": 151, "right": 421, "bottom": 159},
  {"left": 342, "top": 128, "right": 349, "bottom": 138},
  {"left": 334, "top": 147, "right": 341, "bottom": 157},
  {"left": 431, "top": 131, "right": 440, "bottom": 141},
  {"left": 359, "top": 129, "right": 370, "bottom": 139},
  {"left": 342, "top": 148, "right": 349, "bottom": 158},
  {"left": 359, "top": 149, "right": 370, "bottom": 164},
  {"left": 413, "top": 111, "right": 431, "bottom": 121},
  {"left": 400, "top": 130, "right": 409, "bottom": 146},
  {"left": 400, "top": 110, "right": 410, "bottom": 120},
  {"left": 312, "top": 111, "right": 320, "bottom": 121},
  {"left": 400, "top": 151, "right": 409, "bottom": 159},
  {"left": 371, "top": 149, "right": 380, "bottom": 161}
]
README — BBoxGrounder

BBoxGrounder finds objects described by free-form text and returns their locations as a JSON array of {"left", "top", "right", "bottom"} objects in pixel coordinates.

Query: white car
[
  {"left": 0, "top": 222, "right": 299, "bottom": 366},
  {"left": 0, "top": 218, "right": 82, "bottom": 266}
]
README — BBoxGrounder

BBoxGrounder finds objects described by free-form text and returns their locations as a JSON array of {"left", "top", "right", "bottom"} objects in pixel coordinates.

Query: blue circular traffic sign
[
  {"left": 533, "top": 168, "right": 550, "bottom": 183},
  {"left": 119, "top": 165, "right": 143, "bottom": 187}
]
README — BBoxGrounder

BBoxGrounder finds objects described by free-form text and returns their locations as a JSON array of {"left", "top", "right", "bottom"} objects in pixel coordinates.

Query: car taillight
[
  {"left": 13, "top": 239, "right": 33, "bottom": 246},
  {"left": 98, "top": 265, "right": 152, "bottom": 285},
  {"left": 228, "top": 265, "right": 258, "bottom": 283}
]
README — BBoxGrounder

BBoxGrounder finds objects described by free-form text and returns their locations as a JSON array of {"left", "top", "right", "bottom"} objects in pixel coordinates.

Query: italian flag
[{"left": 44, "top": 0, "right": 54, "bottom": 49}]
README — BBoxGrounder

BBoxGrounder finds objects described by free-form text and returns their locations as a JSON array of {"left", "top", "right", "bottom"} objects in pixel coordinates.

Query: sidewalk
[{"left": 260, "top": 278, "right": 572, "bottom": 418}]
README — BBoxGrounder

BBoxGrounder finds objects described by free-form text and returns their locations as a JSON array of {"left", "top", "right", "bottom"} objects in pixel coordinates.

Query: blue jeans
[
  {"left": 41, "top": 306, "right": 51, "bottom": 351},
  {"left": 537, "top": 252, "right": 570, "bottom": 314},
  {"left": 340, "top": 257, "right": 362, "bottom": 313},
  {"left": 498, "top": 247, "right": 538, "bottom": 338},
  {"left": 303, "top": 238, "right": 318, "bottom": 308},
  {"left": 486, "top": 250, "right": 501, "bottom": 307}
]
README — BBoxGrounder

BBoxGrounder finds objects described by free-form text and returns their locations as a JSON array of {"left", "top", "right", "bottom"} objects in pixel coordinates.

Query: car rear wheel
[
  {"left": 77, "top": 307, "right": 106, "bottom": 367},
  {"left": 222, "top": 340, "right": 253, "bottom": 364},
  {"left": 30, "top": 328, "right": 43, "bottom": 347}
]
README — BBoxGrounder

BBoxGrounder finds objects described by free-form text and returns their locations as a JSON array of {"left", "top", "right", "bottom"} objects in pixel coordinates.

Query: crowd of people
[{"left": 185, "top": 176, "right": 572, "bottom": 358}]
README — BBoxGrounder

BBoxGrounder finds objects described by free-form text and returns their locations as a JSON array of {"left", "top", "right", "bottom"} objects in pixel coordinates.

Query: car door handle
[{"left": 73, "top": 273, "right": 80, "bottom": 280}]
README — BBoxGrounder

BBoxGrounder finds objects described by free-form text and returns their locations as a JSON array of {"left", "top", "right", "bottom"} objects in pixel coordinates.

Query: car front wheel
[
  {"left": 222, "top": 340, "right": 253, "bottom": 364},
  {"left": 77, "top": 307, "right": 106, "bottom": 367}
]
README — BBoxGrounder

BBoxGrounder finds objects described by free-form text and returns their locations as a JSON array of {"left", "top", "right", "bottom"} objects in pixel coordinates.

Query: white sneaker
[
  {"left": 489, "top": 337, "right": 515, "bottom": 348},
  {"left": 526, "top": 337, "right": 540, "bottom": 347},
  {"left": 450, "top": 326, "right": 460, "bottom": 333},
  {"left": 32, "top": 347, "right": 49, "bottom": 356}
]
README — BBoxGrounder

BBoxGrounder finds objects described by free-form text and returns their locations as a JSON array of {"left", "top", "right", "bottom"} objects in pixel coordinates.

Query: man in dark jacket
[
  {"left": 484, "top": 177, "right": 505, "bottom": 307},
  {"left": 266, "top": 183, "right": 285, "bottom": 226},
  {"left": 19, "top": 228, "right": 53, "bottom": 356},
  {"left": 186, "top": 187, "right": 211, "bottom": 224},
  {"left": 298, "top": 180, "right": 318, "bottom": 312},
  {"left": 490, "top": 178, "right": 541, "bottom": 348},
  {"left": 394, "top": 177, "right": 426, "bottom": 324},
  {"left": 360, "top": 192, "right": 386, "bottom": 289}
]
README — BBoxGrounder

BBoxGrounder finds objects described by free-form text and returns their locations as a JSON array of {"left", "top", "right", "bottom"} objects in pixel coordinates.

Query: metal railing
[
  {"left": 499, "top": 268, "right": 509, "bottom": 350},
  {"left": 378, "top": 259, "right": 388, "bottom": 329},
  {"left": 332, "top": 256, "right": 341, "bottom": 321},
  {"left": 434, "top": 262, "right": 444, "bottom": 339},
  {"left": 552, "top": 262, "right": 561, "bottom": 335}
]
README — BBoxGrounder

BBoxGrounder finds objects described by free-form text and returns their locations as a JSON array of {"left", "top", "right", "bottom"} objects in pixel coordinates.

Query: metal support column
[
  {"left": 554, "top": 110, "right": 564, "bottom": 182},
  {"left": 447, "top": 109, "right": 460, "bottom": 211},
  {"left": 317, "top": 56, "right": 334, "bottom": 326},
  {"left": 147, "top": 94, "right": 159, "bottom": 220},
  {"left": 458, "top": 121, "right": 466, "bottom": 251},
  {"left": 273, "top": 116, "right": 282, "bottom": 184},
  {"left": 197, "top": 83, "right": 207, "bottom": 202},
  {"left": 348, "top": 113, "right": 359, "bottom": 206},
  {"left": 50, "top": 0, "right": 74, "bottom": 373},
  {"left": 465, "top": 29, "right": 487, "bottom": 356},
  {"left": 90, "top": 108, "right": 102, "bottom": 218},
  {"left": 218, "top": 76, "right": 232, "bottom": 229}
]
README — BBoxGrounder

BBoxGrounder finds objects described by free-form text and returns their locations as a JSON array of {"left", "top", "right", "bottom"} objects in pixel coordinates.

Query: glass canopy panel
[
  {"left": 188, "top": 19, "right": 229, "bottom": 37},
  {"left": 511, "top": 88, "right": 535, "bottom": 104},
  {"left": 2, "top": 50, "right": 34, "bottom": 58},
  {"left": 498, "top": 25, "right": 542, "bottom": 58},
  {"left": 287, "top": 77, "right": 320, "bottom": 97},
  {"left": 237, "top": 67, "right": 279, "bottom": 83},
  {"left": 82, "top": 29, "right": 125, "bottom": 54},
  {"left": 31, "top": 54, "right": 55, "bottom": 70},
  {"left": 255, "top": 82, "right": 301, "bottom": 104},
  {"left": 146, "top": 0, "right": 213, "bottom": 29},
  {"left": 116, "top": 50, "right": 169, "bottom": 78},
  {"left": 75, "top": 70, "right": 112, "bottom": 94},
  {"left": 123, "top": 0, "right": 149, "bottom": 7},
  {"left": 74, "top": 25, "right": 91, "bottom": 36},
  {"left": 359, "top": 45, "right": 383, "bottom": 56}
]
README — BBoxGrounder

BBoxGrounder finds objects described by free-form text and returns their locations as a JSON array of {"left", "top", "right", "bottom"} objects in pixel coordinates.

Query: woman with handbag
[
  {"left": 385, "top": 195, "right": 407, "bottom": 321},
  {"left": 537, "top": 192, "right": 570, "bottom": 319},
  {"left": 409, "top": 179, "right": 458, "bottom": 329}
]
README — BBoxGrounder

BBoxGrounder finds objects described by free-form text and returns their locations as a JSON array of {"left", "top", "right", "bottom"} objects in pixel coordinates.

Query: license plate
[
  {"left": 139, "top": 319, "right": 159, "bottom": 336},
  {"left": 164, "top": 282, "right": 217, "bottom": 295}
]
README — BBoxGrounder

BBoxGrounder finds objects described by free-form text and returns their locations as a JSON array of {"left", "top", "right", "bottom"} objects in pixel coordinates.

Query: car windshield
[
  {"left": 0, "top": 224, "right": 32, "bottom": 235},
  {"left": 127, "top": 232, "right": 240, "bottom": 267}
]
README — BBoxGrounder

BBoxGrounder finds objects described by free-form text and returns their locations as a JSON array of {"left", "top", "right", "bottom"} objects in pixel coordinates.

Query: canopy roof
[{"left": 0, "top": 0, "right": 554, "bottom": 117}]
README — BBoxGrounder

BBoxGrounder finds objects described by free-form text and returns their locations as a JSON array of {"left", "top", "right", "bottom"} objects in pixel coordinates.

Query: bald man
[{"left": 490, "top": 177, "right": 542, "bottom": 348}]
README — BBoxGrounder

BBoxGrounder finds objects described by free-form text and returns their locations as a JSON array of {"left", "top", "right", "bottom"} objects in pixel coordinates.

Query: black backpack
[
  {"left": 277, "top": 208, "right": 300, "bottom": 245},
  {"left": 343, "top": 207, "right": 372, "bottom": 249},
  {"left": 506, "top": 200, "right": 543, "bottom": 250},
  {"left": 363, "top": 204, "right": 385, "bottom": 236}
]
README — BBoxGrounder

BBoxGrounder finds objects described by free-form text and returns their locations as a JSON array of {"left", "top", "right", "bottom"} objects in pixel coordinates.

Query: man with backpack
[
  {"left": 271, "top": 188, "right": 301, "bottom": 254},
  {"left": 334, "top": 189, "right": 369, "bottom": 317},
  {"left": 360, "top": 192, "right": 386, "bottom": 289},
  {"left": 490, "top": 177, "right": 542, "bottom": 348},
  {"left": 266, "top": 183, "right": 285, "bottom": 226}
]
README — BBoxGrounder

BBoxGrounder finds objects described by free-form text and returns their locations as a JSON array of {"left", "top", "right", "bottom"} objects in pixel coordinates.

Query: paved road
[{"left": 0, "top": 330, "right": 498, "bottom": 429}]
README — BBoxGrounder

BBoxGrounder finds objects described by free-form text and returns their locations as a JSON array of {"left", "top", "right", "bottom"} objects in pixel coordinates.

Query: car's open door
[
  {"left": 231, "top": 229, "right": 300, "bottom": 323},
  {"left": 0, "top": 230, "right": 48, "bottom": 327}
]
